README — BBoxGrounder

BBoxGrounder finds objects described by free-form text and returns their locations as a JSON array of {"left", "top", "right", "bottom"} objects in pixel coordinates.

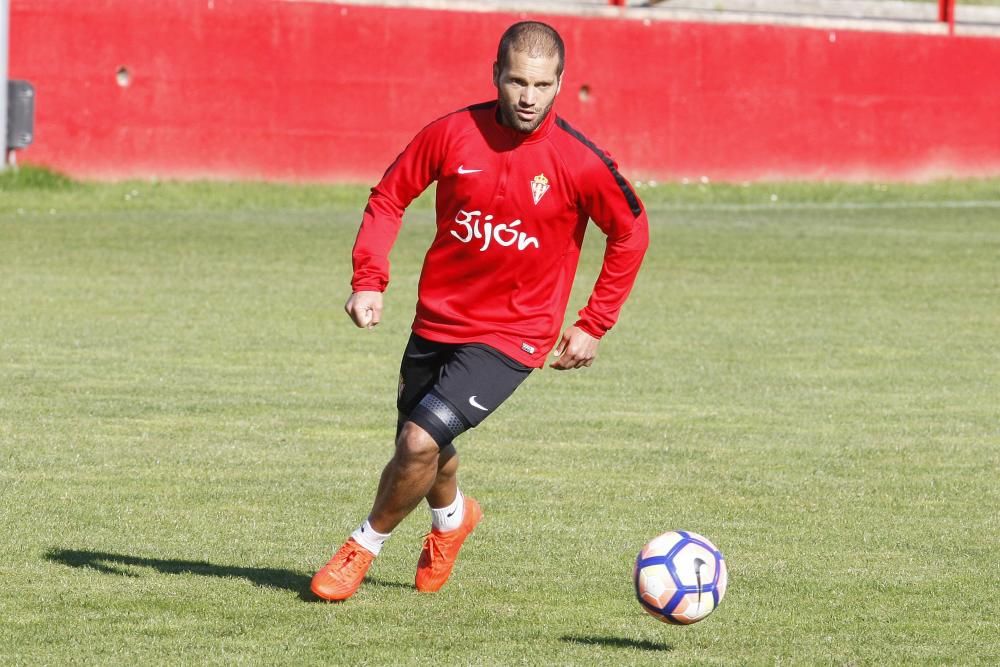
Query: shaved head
[{"left": 496, "top": 21, "right": 565, "bottom": 77}]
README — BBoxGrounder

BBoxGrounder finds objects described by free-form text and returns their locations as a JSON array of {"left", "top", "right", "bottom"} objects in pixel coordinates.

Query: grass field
[{"left": 1, "top": 168, "right": 998, "bottom": 665}]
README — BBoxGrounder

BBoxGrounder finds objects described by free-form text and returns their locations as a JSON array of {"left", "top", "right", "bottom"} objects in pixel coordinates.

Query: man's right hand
[{"left": 344, "top": 291, "right": 383, "bottom": 329}]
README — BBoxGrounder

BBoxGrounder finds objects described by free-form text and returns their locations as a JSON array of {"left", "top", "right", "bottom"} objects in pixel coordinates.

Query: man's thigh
[{"left": 398, "top": 336, "right": 532, "bottom": 447}]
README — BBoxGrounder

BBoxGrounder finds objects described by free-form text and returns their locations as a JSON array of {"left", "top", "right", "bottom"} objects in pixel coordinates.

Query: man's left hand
[{"left": 549, "top": 326, "right": 599, "bottom": 370}]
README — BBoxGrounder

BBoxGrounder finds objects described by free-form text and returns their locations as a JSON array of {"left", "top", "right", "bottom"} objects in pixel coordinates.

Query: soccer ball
[{"left": 633, "top": 530, "right": 728, "bottom": 624}]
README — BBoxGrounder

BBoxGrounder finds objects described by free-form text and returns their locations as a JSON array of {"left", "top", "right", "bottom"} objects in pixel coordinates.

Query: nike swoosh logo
[
  {"left": 446, "top": 508, "right": 457, "bottom": 518},
  {"left": 694, "top": 557, "right": 706, "bottom": 609},
  {"left": 468, "top": 396, "right": 489, "bottom": 411},
  {"left": 457, "top": 165, "right": 483, "bottom": 174}
]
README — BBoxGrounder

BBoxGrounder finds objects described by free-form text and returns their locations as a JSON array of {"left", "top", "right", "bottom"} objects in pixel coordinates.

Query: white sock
[
  {"left": 350, "top": 519, "right": 390, "bottom": 556},
  {"left": 430, "top": 489, "right": 465, "bottom": 532}
]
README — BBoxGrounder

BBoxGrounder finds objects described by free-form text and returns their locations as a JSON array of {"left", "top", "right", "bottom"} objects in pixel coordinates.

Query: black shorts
[{"left": 397, "top": 333, "right": 533, "bottom": 448}]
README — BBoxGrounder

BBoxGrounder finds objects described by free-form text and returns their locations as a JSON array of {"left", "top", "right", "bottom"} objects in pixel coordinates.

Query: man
[{"left": 311, "top": 21, "right": 649, "bottom": 602}]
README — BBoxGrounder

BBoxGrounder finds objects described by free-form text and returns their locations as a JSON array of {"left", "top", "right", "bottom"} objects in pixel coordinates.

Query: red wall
[{"left": 9, "top": 0, "right": 1000, "bottom": 181}]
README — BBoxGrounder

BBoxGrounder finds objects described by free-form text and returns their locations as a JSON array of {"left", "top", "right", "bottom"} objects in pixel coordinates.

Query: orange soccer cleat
[
  {"left": 311, "top": 538, "right": 375, "bottom": 601},
  {"left": 415, "top": 496, "right": 483, "bottom": 593}
]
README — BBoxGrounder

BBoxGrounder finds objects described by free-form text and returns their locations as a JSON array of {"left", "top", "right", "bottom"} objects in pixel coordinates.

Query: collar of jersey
[{"left": 489, "top": 102, "right": 557, "bottom": 146}]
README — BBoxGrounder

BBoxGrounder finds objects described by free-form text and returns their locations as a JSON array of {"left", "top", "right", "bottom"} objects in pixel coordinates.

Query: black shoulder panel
[
  {"left": 555, "top": 117, "right": 642, "bottom": 217},
  {"left": 466, "top": 100, "right": 496, "bottom": 112}
]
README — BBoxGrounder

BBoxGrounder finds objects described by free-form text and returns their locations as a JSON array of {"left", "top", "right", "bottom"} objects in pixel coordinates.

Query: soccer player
[{"left": 311, "top": 21, "right": 649, "bottom": 601}]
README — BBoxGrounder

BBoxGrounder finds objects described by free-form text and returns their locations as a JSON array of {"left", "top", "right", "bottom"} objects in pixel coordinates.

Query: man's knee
[{"left": 395, "top": 422, "right": 440, "bottom": 465}]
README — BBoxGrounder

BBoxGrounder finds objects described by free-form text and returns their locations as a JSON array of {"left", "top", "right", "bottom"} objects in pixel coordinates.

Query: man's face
[{"left": 493, "top": 49, "right": 562, "bottom": 134}]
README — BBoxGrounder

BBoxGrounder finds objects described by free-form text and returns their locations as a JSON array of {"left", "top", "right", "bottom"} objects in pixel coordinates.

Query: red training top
[{"left": 351, "top": 101, "right": 650, "bottom": 368}]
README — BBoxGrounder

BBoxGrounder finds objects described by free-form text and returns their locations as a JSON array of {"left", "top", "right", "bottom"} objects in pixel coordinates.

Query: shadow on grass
[
  {"left": 362, "top": 575, "right": 416, "bottom": 592},
  {"left": 46, "top": 548, "right": 313, "bottom": 595},
  {"left": 44, "top": 548, "right": 416, "bottom": 602},
  {"left": 560, "top": 635, "right": 673, "bottom": 652}
]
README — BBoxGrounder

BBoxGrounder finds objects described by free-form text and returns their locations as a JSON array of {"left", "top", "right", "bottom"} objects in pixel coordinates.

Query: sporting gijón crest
[{"left": 531, "top": 173, "right": 550, "bottom": 205}]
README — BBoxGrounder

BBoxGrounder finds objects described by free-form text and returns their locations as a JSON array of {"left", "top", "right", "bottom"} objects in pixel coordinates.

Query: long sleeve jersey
[{"left": 351, "top": 100, "right": 650, "bottom": 368}]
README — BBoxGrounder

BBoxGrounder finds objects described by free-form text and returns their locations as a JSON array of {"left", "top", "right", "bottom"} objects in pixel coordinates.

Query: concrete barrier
[{"left": 9, "top": 0, "right": 1000, "bottom": 181}]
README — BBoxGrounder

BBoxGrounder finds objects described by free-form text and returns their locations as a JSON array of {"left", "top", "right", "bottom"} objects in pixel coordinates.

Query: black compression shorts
[{"left": 397, "top": 333, "right": 533, "bottom": 448}]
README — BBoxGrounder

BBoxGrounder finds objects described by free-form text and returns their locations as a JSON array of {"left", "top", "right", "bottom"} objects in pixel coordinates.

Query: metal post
[
  {"left": 939, "top": 0, "right": 956, "bottom": 35},
  {"left": 1, "top": 0, "right": 10, "bottom": 169}
]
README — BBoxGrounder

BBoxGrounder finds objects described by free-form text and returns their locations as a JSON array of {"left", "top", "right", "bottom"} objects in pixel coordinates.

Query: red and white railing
[{"left": 607, "top": 0, "right": 960, "bottom": 34}]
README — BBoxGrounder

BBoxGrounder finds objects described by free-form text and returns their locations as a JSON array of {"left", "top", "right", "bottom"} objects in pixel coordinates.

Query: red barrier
[{"left": 9, "top": 0, "right": 1000, "bottom": 181}]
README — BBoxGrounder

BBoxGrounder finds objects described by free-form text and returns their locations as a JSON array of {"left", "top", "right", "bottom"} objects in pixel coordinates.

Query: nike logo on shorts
[
  {"left": 468, "top": 396, "right": 489, "bottom": 411},
  {"left": 457, "top": 165, "right": 483, "bottom": 174}
]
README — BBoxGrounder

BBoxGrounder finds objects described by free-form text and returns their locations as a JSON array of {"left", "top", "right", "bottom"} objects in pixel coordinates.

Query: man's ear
[
  {"left": 492, "top": 61, "right": 500, "bottom": 87},
  {"left": 556, "top": 74, "right": 563, "bottom": 95}
]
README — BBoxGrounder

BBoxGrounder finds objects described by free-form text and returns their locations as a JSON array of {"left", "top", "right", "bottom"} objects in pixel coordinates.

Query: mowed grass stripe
[{"left": 1, "top": 175, "right": 998, "bottom": 665}]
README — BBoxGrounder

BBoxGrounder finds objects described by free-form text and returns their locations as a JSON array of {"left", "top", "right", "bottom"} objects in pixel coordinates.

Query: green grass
[{"left": 2, "top": 167, "right": 998, "bottom": 665}]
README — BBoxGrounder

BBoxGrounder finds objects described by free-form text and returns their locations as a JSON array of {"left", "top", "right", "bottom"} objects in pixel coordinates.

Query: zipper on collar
[{"left": 495, "top": 150, "right": 512, "bottom": 202}]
